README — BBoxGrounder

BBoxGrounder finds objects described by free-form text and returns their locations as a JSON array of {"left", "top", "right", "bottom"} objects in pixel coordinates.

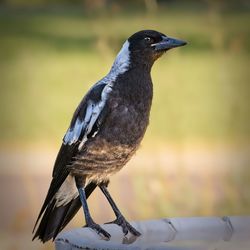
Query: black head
[{"left": 127, "top": 30, "right": 187, "bottom": 67}]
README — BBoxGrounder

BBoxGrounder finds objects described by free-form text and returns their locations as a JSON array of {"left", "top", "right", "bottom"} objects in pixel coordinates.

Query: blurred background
[{"left": 0, "top": 0, "right": 250, "bottom": 249}]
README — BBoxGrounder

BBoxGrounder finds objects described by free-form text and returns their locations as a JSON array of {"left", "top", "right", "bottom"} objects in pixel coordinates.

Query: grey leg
[
  {"left": 75, "top": 177, "right": 111, "bottom": 239},
  {"left": 99, "top": 184, "right": 141, "bottom": 236}
]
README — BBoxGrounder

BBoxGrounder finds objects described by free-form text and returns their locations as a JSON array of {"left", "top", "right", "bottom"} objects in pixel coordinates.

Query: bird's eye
[{"left": 144, "top": 37, "right": 153, "bottom": 43}]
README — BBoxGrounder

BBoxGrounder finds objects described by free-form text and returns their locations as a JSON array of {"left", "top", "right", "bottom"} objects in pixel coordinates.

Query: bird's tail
[{"left": 32, "top": 182, "right": 97, "bottom": 243}]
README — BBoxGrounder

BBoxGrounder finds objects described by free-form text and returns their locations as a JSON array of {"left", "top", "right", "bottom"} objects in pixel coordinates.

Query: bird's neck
[
  {"left": 110, "top": 55, "right": 153, "bottom": 79},
  {"left": 131, "top": 61, "right": 153, "bottom": 73},
  {"left": 108, "top": 40, "right": 153, "bottom": 82}
]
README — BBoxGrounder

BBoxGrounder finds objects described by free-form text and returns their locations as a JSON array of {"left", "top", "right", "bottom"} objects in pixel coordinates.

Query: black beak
[{"left": 152, "top": 36, "right": 187, "bottom": 51}]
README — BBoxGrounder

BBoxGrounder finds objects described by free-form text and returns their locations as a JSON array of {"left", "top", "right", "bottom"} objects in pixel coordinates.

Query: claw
[
  {"left": 86, "top": 222, "right": 111, "bottom": 240},
  {"left": 105, "top": 216, "right": 141, "bottom": 237}
]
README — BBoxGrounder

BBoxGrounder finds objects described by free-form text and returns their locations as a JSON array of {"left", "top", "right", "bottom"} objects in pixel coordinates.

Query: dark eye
[{"left": 144, "top": 37, "right": 153, "bottom": 43}]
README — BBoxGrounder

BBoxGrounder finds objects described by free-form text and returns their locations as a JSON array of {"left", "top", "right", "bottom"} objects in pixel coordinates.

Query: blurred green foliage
[{"left": 0, "top": 3, "right": 249, "bottom": 145}]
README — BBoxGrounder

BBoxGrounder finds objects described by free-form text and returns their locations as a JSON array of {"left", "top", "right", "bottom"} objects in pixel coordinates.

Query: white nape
[{"left": 110, "top": 40, "right": 130, "bottom": 77}]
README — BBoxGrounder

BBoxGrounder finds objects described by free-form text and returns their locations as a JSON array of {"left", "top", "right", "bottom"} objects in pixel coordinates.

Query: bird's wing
[
  {"left": 34, "top": 82, "right": 111, "bottom": 229},
  {"left": 53, "top": 82, "right": 111, "bottom": 177}
]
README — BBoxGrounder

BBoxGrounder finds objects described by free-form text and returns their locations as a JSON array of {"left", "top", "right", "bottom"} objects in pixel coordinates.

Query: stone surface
[{"left": 55, "top": 216, "right": 250, "bottom": 250}]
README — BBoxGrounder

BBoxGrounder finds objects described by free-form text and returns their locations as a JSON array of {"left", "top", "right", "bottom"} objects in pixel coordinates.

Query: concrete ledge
[{"left": 55, "top": 216, "right": 250, "bottom": 250}]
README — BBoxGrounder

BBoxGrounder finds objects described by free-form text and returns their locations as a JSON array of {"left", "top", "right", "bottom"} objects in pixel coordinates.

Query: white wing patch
[
  {"left": 63, "top": 40, "right": 130, "bottom": 150},
  {"left": 63, "top": 118, "right": 85, "bottom": 145},
  {"left": 63, "top": 102, "right": 93, "bottom": 145}
]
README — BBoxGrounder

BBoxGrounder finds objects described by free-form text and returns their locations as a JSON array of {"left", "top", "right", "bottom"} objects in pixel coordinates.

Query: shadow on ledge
[{"left": 55, "top": 216, "right": 250, "bottom": 250}]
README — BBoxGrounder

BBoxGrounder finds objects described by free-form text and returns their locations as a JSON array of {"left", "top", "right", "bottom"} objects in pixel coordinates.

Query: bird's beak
[{"left": 152, "top": 36, "right": 187, "bottom": 51}]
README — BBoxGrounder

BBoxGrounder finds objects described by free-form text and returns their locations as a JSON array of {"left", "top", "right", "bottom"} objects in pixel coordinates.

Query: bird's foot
[
  {"left": 106, "top": 216, "right": 141, "bottom": 237},
  {"left": 85, "top": 221, "right": 111, "bottom": 240}
]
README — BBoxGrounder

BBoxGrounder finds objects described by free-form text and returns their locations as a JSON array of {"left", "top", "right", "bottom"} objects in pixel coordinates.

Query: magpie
[{"left": 32, "top": 30, "right": 186, "bottom": 242}]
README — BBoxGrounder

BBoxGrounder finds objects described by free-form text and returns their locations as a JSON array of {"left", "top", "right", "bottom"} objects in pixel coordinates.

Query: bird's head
[
  {"left": 111, "top": 30, "right": 187, "bottom": 74},
  {"left": 127, "top": 30, "right": 187, "bottom": 67}
]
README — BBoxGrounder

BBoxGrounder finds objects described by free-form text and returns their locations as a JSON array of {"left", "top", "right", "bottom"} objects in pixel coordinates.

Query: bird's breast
[
  {"left": 103, "top": 76, "right": 153, "bottom": 146},
  {"left": 102, "top": 99, "right": 151, "bottom": 146},
  {"left": 69, "top": 139, "right": 138, "bottom": 183}
]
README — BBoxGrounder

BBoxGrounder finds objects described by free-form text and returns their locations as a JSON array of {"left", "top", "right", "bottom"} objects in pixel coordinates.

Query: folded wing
[{"left": 33, "top": 81, "right": 112, "bottom": 242}]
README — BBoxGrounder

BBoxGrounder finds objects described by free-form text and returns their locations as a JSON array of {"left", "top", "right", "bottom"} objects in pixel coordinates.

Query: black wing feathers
[
  {"left": 32, "top": 182, "right": 97, "bottom": 242},
  {"left": 33, "top": 143, "right": 79, "bottom": 234}
]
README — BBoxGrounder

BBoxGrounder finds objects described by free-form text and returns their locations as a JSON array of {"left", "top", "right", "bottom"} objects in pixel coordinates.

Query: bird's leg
[
  {"left": 75, "top": 177, "right": 111, "bottom": 239},
  {"left": 99, "top": 183, "right": 141, "bottom": 237}
]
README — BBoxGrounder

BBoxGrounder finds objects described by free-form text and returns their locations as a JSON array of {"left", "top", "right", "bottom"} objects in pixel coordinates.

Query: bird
[{"left": 32, "top": 30, "right": 186, "bottom": 242}]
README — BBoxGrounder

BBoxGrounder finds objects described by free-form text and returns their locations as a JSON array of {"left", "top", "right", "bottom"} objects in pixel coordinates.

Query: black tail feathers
[{"left": 32, "top": 182, "right": 97, "bottom": 243}]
